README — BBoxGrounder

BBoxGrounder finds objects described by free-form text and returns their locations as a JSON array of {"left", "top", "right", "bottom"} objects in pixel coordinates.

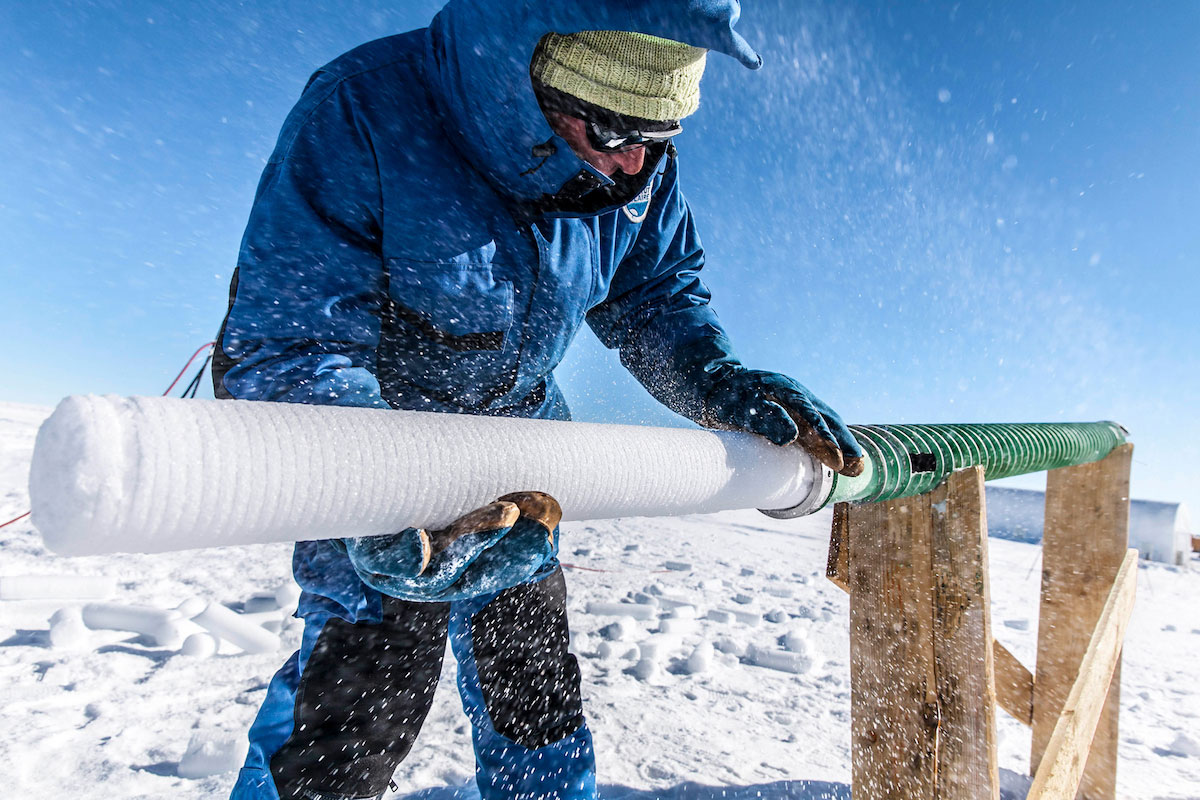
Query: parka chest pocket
[{"left": 385, "top": 252, "right": 515, "bottom": 356}]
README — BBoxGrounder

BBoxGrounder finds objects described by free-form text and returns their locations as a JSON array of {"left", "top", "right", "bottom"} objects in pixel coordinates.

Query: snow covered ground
[{"left": 1, "top": 401, "right": 1197, "bottom": 799}]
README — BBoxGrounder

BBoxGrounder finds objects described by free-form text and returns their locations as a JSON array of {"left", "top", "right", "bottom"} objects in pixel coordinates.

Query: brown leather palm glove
[{"left": 341, "top": 492, "right": 562, "bottom": 602}]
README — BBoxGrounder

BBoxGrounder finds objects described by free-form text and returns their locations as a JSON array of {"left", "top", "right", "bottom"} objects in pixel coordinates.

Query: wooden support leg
[
  {"left": 1032, "top": 444, "right": 1133, "bottom": 800},
  {"left": 928, "top": 467, "right": 1001, "bottom": 799},
  {"left": 846, "top": 467, "right": 999, "bottom": 799},
  {"left": 831, "top": 507, "right": 1034, "bottom": 730},
  {"left": 827, "top": 502, "right": 851, "bottom": 592}
]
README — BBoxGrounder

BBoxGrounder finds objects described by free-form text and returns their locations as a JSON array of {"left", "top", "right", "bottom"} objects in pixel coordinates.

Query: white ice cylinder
[
  {"left": 81, "top": 602, "right": 183, "bottom": 648},
  {"left": 180, "top": 632, "right": 219, "bottom": 659},
  {"left": 178, "top": 598, "right": 279, "bottom": 654},
  {"left": 685, "top": 641, "right": 715, "bottom": 675},
  {"left": 29, "top": 394, "right": 819, "bottom": 556},
  {"left": 273, "top": 581, "right": 302, "bottom": 612},
  {"left": 586, "top": 601, "right": 657, "bottom": 621},
  {"left": 746, "top": 643, "right": 812, "bottom": 675},
  {"left": 0, "top": 574, "right": 115, "bottom": 601},
  {"left": 177, "top": 731, "right": 249, "bottom": 779},
  {"left": 48, "top": 607, "right": 91, "bottom": 649}
]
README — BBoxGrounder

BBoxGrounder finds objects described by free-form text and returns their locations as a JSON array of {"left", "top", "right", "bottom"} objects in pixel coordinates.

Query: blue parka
[
  {"left": 214, "top": 1, "right": 762, "bottom": 617},
  {"left": 215, "top": 0, "right": 761, "bottom": 424},
  {"left": 222, "top": 3, "right": 763, "bottom": 798}
]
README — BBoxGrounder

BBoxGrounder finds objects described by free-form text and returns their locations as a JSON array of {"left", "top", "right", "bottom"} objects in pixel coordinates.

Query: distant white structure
[
  {"left": 986, "top": 486, "right": 1194, "bottom": 565},
  {"left": 1129, "top": 499, "right": 1195, "bottom": 565}
]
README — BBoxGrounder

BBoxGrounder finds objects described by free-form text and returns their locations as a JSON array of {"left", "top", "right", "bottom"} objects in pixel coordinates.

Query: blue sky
[{"left": 1, "top": 1, "right": 1197, "bottom": 515}]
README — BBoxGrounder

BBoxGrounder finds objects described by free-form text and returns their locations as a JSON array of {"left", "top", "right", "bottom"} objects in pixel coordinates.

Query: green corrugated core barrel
[{"left": 825, "top": 421, "right": 1128, "bottom": 508}]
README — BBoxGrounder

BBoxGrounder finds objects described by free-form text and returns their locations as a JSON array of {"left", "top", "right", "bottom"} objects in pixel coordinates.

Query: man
[{"left": 216, "top": 2, "right": 863, "bottom": 799}]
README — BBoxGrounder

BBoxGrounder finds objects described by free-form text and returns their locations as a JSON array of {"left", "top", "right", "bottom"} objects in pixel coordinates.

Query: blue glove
[
  {"left": 701, "top": 367, "right": 865, "bottom": 477},
  {"left": 343, "top": 492, "right": 561, "bottom": 603},
  {"left": 619, "top": 328, "right": 862, "bottom": 476}
]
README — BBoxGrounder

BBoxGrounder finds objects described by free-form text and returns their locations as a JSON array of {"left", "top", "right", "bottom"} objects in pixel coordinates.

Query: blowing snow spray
[{"left": 27, "top": 395, "right": 1126, "bottom": 556}]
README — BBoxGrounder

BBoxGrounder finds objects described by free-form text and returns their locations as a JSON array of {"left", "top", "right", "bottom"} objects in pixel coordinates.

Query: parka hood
[{"left": 425, "top": 0, "right": 761, "bottom": 202}]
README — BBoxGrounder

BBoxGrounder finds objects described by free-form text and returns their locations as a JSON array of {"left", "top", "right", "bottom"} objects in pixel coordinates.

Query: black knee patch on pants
[
  {"left": 271, "top": 597, "right": 450, "bottom": 800},
  {"left": 470, "top": 569, "right": 585, "bottom": 749}
]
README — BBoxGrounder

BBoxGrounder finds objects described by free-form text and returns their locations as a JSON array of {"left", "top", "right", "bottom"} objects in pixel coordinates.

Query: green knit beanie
[{"left": 530, "top": 31, "right": 707, "bottom": 122}]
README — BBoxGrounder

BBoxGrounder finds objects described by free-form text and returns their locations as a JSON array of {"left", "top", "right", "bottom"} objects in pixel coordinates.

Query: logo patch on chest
[{"left": 622, "top": 182, "right": 654, "bottom": 223}]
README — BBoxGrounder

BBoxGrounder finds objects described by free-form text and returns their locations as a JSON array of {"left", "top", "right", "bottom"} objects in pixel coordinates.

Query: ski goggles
[{"left": 583, "top": 119, "right": 682, "bottom": 152}]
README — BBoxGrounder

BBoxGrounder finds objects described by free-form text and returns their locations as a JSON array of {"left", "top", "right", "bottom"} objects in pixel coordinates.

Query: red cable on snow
[
  {"left": 162, "top": 341, "right": 216, "bottom": 396},
  {"left": 0, "top": 511, "right": 31, "bottom": 530}
]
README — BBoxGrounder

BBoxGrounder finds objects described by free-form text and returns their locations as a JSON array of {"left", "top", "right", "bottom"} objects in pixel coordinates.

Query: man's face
[{"left": 544, "top": 112, "right": 648, "bottom": 177}]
